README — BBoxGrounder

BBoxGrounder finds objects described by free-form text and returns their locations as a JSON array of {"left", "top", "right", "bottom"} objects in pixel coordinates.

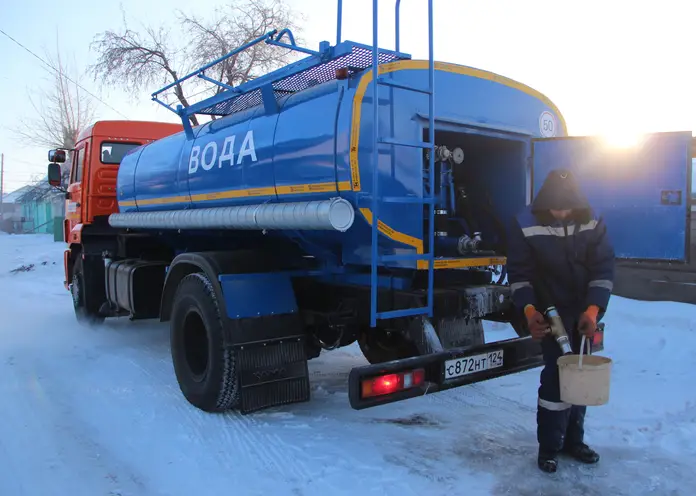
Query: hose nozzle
[{"left": 545, "top": 307, "right": 573, "bottom": 355}]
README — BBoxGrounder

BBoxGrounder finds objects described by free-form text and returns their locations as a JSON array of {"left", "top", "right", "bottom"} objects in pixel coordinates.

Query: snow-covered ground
[{"left": 1, "top": 233, "right": 695, "bottom": 496}]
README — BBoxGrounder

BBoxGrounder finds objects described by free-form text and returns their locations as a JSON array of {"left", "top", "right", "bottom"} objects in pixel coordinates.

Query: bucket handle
[{"left": 578, "top": 334, "right": 591, "bottom": 369}]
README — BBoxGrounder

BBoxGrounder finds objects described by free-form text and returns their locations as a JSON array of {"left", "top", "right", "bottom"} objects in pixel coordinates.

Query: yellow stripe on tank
[
  {"left": 118, "top": 181, "right": 352, "bottom": 208},
  {"left": 358, "top": 208, "right": 505, "bottom": 270},
  {"left": 349, "top": 59, "right": 566, "bottom": 263},
  {"left": 349, "top": 59, "right": 568, "bottom": 193}
]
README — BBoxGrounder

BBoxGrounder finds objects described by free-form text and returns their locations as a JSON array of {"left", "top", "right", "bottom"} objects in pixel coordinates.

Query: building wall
[{"left": 20, "top": 197, "right": 65, "bottom": 234}]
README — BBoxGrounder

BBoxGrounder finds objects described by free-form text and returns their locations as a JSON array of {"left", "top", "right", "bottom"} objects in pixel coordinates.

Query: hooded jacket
[{"left": 506, "top": 169, "right": 616, "bottom": 317}]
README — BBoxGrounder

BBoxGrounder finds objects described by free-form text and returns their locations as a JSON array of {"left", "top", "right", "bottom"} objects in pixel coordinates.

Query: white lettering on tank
[
  {"left": 188, "top": 146, "right": 200, "bottom": 174},
  {"left": 201, "top": 141, "right": 217, "bottom": 171},
  {"left": 218, "top": 135, "right": 236, "bottom": 168},
  {"left": 188, "top": 131, "right": 258, "bottom": 174},
  {"left": 237, "top": 130, "right": 257, "bottom": 164}
]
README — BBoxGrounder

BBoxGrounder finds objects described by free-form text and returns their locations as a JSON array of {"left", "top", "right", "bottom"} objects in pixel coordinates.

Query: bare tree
[
  {"left": 16, "top": 48, "right": 96, "bottom": 152},
  {"left": 89, "top": 0, "right": 304, "bottom": 126},
  {"left": 181, "top": 0, "right": 303, "bottom": 90}
]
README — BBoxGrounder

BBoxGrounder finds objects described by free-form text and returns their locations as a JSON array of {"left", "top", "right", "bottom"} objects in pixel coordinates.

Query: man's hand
[
  {"left": 524, "top": 305, "right": 549, "bottom": 341},
  {"left": 578, "top": 305, "right": 600, "bottom": 338}
]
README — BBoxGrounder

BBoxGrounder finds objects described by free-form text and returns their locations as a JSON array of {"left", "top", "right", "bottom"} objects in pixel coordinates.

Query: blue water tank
[{"left": 116, "top": 59, "right": 567, "bottom": 268}]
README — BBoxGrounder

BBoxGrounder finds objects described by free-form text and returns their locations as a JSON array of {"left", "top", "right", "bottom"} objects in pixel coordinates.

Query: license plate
[{"left": 444, "top": 350, "right": 504, "bottom": 380}]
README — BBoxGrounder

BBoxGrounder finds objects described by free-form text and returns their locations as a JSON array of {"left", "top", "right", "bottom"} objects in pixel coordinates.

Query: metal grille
[{"left": 197, "top": 45, "right": 404, "bottom": 116}]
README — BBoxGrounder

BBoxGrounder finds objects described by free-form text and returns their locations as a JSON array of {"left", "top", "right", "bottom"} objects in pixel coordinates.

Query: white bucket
[{"left": 557, "top": 335, "right": 612, "bottom": 406}]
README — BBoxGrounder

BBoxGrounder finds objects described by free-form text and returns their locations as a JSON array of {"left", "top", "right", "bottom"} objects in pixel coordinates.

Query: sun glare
[{"left": 601, "top": 131, "right": 644, "bottom": 148}]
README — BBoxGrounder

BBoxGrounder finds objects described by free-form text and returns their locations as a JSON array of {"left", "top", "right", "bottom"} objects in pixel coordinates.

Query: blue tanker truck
[{"left": 47, "top": 1, "right": 693, "bottom": 414}]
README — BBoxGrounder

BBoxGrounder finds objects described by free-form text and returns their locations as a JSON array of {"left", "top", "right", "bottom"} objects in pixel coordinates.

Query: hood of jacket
[{"left": 531, "top": 168, "right": 591, "bottom": 213}]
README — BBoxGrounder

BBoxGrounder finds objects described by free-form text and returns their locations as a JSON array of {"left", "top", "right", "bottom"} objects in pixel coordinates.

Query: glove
[
  {"left": 524, "top": 305, "right": 549, "bottom": 341},
  {"left": 578, "top": 305, "right": 600, "bottom": 338}
]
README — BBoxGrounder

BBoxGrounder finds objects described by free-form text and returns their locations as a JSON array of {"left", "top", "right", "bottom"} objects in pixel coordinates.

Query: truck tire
[
  {"left": 170, "top": 272, "right": 239, "bottom": 412},
  {"left": 71, "top": 257, "right": 105, "bottom": 326}
]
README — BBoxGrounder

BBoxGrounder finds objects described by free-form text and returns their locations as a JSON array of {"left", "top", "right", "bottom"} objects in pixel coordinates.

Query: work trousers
[{"left": 537, "top": 313, "right": 591, "bottom": 454}]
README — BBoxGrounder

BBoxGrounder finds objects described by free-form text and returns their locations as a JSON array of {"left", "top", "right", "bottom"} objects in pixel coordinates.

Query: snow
[{"left": 1, "top": 233, "right": 695, "bottom": 496}]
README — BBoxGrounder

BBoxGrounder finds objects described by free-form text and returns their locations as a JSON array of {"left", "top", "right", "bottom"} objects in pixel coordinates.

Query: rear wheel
[
  {"left": 170, "top": 273, "right": 239, "bottom": 412},
  {"left": 71, "top": 257, "right": 105, "bottom": 326}
]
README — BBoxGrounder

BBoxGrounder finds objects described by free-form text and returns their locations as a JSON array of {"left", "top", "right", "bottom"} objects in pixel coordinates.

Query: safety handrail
[
  {"left": 334, "top": 0, "right": 405, "bottom": 52},
  {"left": 151, "top": 27, "right": 319, "bottom": 114},
  {"left": 395, "top": 0, "right": 402, "bottom": 52}
]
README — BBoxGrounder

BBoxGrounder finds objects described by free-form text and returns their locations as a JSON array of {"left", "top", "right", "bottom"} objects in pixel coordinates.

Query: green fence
[{"left": 20, "top": 201, "right": 64, "bottom": 240}]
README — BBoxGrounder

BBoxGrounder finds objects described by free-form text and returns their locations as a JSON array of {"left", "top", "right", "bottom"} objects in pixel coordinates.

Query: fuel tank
[{"left": 115, "top": 60, "right": 567, "bottom": 267}]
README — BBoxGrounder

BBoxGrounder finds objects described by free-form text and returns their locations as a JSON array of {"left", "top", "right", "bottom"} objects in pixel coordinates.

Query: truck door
[
  {"left": 66, "top": 142, "right": 88, "bottom": 234},
  {"left": 532, "top": 131, "right": 692, "bottom": 262}
]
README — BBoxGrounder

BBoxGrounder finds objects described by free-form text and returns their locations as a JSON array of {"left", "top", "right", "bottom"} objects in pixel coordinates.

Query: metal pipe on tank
[{"left": 109, "top": 198, "right": 355, "bottom": 232}]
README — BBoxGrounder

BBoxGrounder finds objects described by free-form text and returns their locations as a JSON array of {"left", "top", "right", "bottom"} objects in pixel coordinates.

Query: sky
[{"left": 0, "top": 0, "right": 694, "bottom": 194}]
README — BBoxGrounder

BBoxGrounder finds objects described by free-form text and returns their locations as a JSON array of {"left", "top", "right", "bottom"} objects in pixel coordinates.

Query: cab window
[
  {"left": 71, "top": 147, "right": 85, "bottom": 184},
  {"left": 101, "top": 142, "right": 141, "bottom": 164}
]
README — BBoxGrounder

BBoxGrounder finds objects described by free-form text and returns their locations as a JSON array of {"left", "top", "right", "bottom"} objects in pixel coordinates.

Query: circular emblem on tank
[{"left": 539, "top": 111, "right": 557, "bottom": 138}]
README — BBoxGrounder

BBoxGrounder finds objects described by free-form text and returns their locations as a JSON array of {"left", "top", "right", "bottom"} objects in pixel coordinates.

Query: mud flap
[{"left": 237, "top": 338, "right": 310, "bottom": 414}]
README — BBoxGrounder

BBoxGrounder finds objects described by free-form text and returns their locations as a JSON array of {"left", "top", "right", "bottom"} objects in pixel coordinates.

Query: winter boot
[
  {"left": 537, "top": 449, "right": 558, "bottom": 473},
  {"left": 562, "top": 442, "right": 599, "bottom": 464}
]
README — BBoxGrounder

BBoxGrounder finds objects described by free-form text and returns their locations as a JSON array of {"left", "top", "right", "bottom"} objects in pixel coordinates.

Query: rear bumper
[{"left": 348, "top": 336, "right": 544, "bottom": 410}]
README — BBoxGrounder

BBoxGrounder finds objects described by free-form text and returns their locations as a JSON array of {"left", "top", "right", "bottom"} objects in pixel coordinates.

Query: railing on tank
[
  {"left": 150, "top": 6, "right": 411, "bottom": 139},
  {"left": 150, "top": 28, "right": 322, "bottom": 136},
  {"left": 151, "top": 28, "right": 320, "bottom": 110},
  {"left": 334, "top": 0, "right": 410, "bottom": 52}
]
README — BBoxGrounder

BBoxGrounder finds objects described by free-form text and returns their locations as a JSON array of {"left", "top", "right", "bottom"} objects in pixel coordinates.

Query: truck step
[{"left": 237, "top": 339, "right": 310, "bottom": 414}]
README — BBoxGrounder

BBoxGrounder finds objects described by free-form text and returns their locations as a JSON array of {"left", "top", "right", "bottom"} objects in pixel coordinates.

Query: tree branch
[{"left": 89, "top": 0, "right": 303, "bottom": 124}]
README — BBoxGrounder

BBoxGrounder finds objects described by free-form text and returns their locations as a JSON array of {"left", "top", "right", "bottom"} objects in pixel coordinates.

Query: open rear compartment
[
  {"left": 425, "top": 128, "right": 532, "bottom": 342},
  {"left": 425, "top": 128, "right": 530, "bottom": 265}
]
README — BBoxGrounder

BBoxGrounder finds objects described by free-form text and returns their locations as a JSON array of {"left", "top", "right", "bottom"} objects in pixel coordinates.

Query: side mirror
[
  {"left": 48, "top": 163, "right": 62, "bottom": 187},
  {"left": 48, "top": 149, "right": 66, "bottom": 163}
]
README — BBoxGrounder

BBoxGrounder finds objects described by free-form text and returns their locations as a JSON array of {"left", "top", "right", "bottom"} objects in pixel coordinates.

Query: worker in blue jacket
[{"left": 506, "top": 168, "right": 615, "bottom": 473}]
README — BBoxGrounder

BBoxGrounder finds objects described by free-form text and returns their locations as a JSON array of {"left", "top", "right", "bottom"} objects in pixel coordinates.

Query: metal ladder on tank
[{"left": 368, "top": 0, "right": 436, "bottom": 328}]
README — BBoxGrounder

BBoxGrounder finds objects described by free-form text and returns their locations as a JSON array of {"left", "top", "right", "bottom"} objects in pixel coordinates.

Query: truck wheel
[
  {"left": 170, "top": 273, "right": 239, "bottom": 412},
  {"left": 358, "top": 326, "right": 419, "bottom": 364},
  {"left": 71, "top": 257, "right": 105, "bottom": 326}
]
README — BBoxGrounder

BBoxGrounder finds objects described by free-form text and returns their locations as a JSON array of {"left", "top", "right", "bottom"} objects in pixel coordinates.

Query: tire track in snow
[
  {"left": 0, "top": 346, "right": 157, "bottom": 496},
  {"left": 80, "top": 322, "right": 318, "bottom": 491},
  {"left": 219, "top": 410, "right": 314, "bottom": 486}
]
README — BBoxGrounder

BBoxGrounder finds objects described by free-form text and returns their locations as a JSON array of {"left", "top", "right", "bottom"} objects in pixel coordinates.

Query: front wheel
[
  {"left": 170, "top": 273, "right": 239, "bottom": 412},
  {"left": 71, "top": 257, "right": 105, "bottom": 326}
]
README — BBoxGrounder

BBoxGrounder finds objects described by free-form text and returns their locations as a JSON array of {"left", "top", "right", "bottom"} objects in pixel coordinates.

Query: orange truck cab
[{"left": 47, "top": 120, "right": 183, "bottom": 288}]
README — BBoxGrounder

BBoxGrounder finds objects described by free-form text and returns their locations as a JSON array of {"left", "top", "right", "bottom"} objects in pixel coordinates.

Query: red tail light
[{"left": 361, "top": 368, "right": 426, "bottom": 398}]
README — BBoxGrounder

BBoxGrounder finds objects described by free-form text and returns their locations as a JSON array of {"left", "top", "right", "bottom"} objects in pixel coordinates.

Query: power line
[{"left": 0, "top": 28, "right": 130, "bottom": 119}]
